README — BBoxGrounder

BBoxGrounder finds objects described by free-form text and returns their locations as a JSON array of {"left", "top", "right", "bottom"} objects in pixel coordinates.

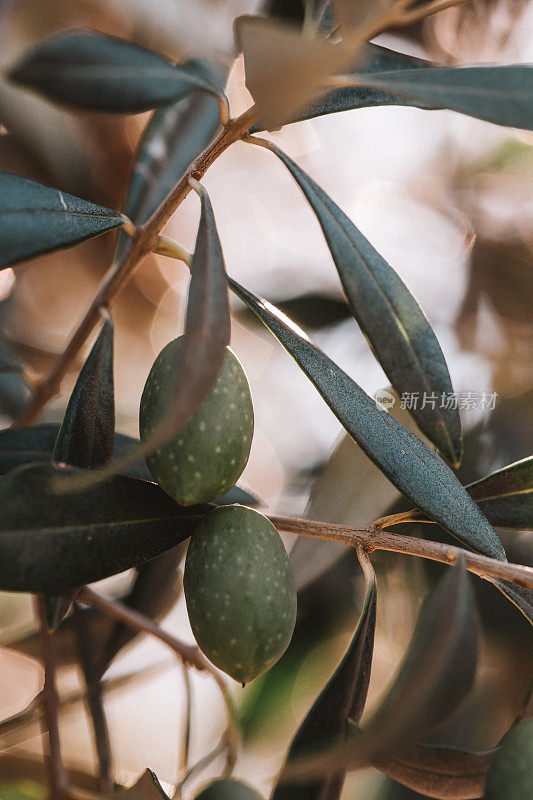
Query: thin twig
[
  {"left": 34, "top": 596, "right": 70, "bottom": 800},
  {"left": 73, "top": 603, "right": 113, "bottom": 795},
  {"left": 78, "top": 587, "right": 239, "bottom": 776},
  {"left": 178, "top": 661, "right": 192, "bottom": 782},
  {"left": 268, "top": 515, "right": 533, "bottom": 589},
  {"left": 16, "top": 105, "right": 258, "bottom": 428}
]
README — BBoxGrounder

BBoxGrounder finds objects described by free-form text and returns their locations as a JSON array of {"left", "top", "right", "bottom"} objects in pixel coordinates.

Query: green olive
[
  {"left": 140, "top": 337, "right": 253, "bottom": 505},
  {"left": 184, "top": 505, "right": 297, "bottom": 684}
]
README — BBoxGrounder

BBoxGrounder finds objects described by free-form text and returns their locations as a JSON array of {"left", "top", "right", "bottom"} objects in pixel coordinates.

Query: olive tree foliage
[{"left": 0, "top": 0, "right": 531, "bottom": 799}]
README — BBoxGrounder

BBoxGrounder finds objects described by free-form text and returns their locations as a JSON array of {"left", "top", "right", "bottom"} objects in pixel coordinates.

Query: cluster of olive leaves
[{"left": 0, "top": 1, "right": 531, "bottom": 798}]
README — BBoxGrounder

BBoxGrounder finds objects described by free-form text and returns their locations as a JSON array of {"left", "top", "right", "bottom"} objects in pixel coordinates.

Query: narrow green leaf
[
  {"left": 229, "top": 279, "right": 504, "bottom": 560},
  {"left": 467, "top": 456, "right": 533, "bottom": 501},
  {"left": 115, "top": 59, "right": 225, "bottom": 261},
  {"left": 141, "top": 185, "right": 230, "bottom": 447},
  {"left": 373, "top": 742, "right": 496, "bottom": 799},
  {"left": 477, "top": 493, "right": 533, "bottom": 531},
  {"left": 43, "top": 595, "right": 73, "bottom": 631},
  {"left": 119, "top": 769, "right": 170, "bottom": 799},
  {"left": 0, "top": 171, "right": 123, "bottom": 270},
  {"left": 282, "top": 559, "right": 479, "bottom": 782},
  {"left": 216, "top": 484, "right": 261, "bottom": 507},
  {"left": 0, "top": 463, "right": 205, "bottom": 594},
  {"left": 272, "top": 564, "right": 377, "bottom": 800},
  {"left": 251, "top": 43, "right": 432, "bottom": 130},
  {"left": 10, "top": 30, "right": 218, "bottom": 114},
  {"left": 0, "top": 424, "right": 150, "bottom": 480},
  {"left": 0, "top": 349, "right": 23, "bottom": 373},
  {"left": 0, "top": 371, "right": 31, "bottom": 419},
  {"left": 267, "top": 143, "right": 462, "bottom": 465},
  {"left": 484, "top": 719, "right": 533, "bottom": 799},
  {"left": 53, "top": 316, "right": 114, "bottom": 471},
  {"left": 351, "top": 65, "right": 533, "bottom": 131},
  {"left": 488, "top": 579, "right": 533, "bottom": 626}
]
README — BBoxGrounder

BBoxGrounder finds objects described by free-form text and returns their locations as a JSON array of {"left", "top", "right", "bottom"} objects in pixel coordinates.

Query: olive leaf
[
  {"left": 281, "top": 558, "right": 479, "bottom": 782},
  {"left": 484, "top": 719, "right": 533, "bottom": 799},
  {"left": 0, "top": 463, "right": 205, "bottom": 594},
  {"left": 0, "top": 371, "right": 31, "bottom": 419},
  {"left": 53, "top": 316, "right": 114, "bottom": 471},
  {"left": 348, "top": 65, "right": 533, "bottom": 131},
  {"left": 266, "top": 143, "right": 462, "bottom": 465},
  {"left": 235, "top": 15, "right": 352, "bottom": 130},
  {"left": 0, "top": 348, "right": 23, "bottom": 373},
  {"left": 114, "top": 59, "right": 225, "bottom": 261},
  {"left": 0, "top": 424, "right": 150, "bottom": 480},
  {"left": 487, "top": 580, "right": 533, "bottom": 626},
  {"left": 272, "top": 558, "right": 377, "bottom": 800},
  {"left": 228, "top": 278, "right": 504, "bottom": 560},
  {"left": 0, "top": 171, "right": 124, "bottom": 270},
  {"left": 9, "top": 30, "right": 219, "bottom": 114},
  {"left": 466, "top": 456, "right": 533, "bottom": 531},
  {"left": 250, "top": 43, "right": 434, "bottom": 131},
  {"left": 372, "top": 742, "right": 497, "bottom": 799},
  {"left": 119, "top": 769, "right": 170, "bottom": 799}
]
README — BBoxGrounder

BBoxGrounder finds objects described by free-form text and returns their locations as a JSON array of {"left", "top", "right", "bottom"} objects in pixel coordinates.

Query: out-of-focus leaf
[
  {"left": 272, "top": 560, "right": 377, "bottom": 800},
  {"left": 488, "top": 580, "right": 533, "bottom": 626},
  {"left": 373, "top": 742, "right": 496, "bottom": 799},
  {"left": 0, "top": 463, "right": 204, "bottom": 594},
  {"left": 0, "top": 424, "right": 150, "bottom": 480},
  {"left": 119, "top": 769, "right": 170, "bottom": 799},
  {"left": 350, "top": 65, "right": 533, "bottom": 131},
  {"left": 0, "top": 349, "right": 23, "bottom": 373},
  {"left": 484, "top": 719, "right": 533, "bottom": 799},
  {"left": 10, "top": 31, "right": 219, "bottom": 114},
  {"left": 94, "top": 542, "right": 186, "bottom": 679},
  {"left": 229, "top": 279, "right": 504, "bottom": 560},
  {"left": 268, "top": 143, "right": 462, "bottom": 465},
  {"left": 0, "top": 371, "right": 31, "bottom": 419},
  {"left": 281, "top": 559, "right": 479, "bottom": 781},
  {"left": 0, "top": 171, "right": 123, "bottom": 270},
  {"left": 304, "top": 0, "right": 336, "bottom": 32},
  {"left": 235, "top": 15, "right": 351, "bottom": 130},
  {"left": 140, "top": 185, "right": 230, "bottom": 450},
  {"left": 43, "top": 595, "right": 73, "bottom": 631},
  {"left": 254, "top": 43, "right": 433, "bottom": 129},
  {"left": 216, "top": 484, "right": 261, "bottom": 507},
  {"left": 115, "top": 59, "right": 225, "bottom": 261},
  {"left": 477, "top": 494, "right": 533, "bottom": 531},
  {"left": 53, "top": 316, "right": 114, "bottom": 471},
  {"left": 467, "top": 457, "right": 533, "bottom": 501},
  {"left": 237, "top": 293, "right": 351, "bottom": 330}
]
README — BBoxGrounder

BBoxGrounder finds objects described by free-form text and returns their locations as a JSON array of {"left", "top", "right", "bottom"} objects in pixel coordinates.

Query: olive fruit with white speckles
[
  {"left": 139, "top": 337, "right": 254, "bottom": 506},
  {"left": 194, "top": 779, "right": 264, "bottom": 799},
  {"left": 184, "top": 505, "right": 297, "bottom": 684}
]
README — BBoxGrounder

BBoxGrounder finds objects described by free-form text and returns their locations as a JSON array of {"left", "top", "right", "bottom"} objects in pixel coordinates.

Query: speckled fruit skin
[
  {"left": 184, "top": 505, "right": 297, "bottom": 684},
  {"left": 139, "top": 337, "right": 253, "bottom": 506},
  {"left": 194, "top": 779, "right": 263, "bottom": 800}
]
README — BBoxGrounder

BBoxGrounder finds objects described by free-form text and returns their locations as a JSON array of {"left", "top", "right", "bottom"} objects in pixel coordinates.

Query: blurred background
[{"left": 0, "top": 1, "right": 531, "bottom": 798}]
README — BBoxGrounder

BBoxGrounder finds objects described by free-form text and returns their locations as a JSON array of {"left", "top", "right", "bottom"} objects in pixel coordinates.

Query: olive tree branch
[
  {"left": 77, "top": 586, "right": 239, "bottom": 777},
  {"left": 268, "top": 515, "right": 533, "bottom": 589},
  {"left": 16, "top": 104, "right": 258, "bottom": 428}
]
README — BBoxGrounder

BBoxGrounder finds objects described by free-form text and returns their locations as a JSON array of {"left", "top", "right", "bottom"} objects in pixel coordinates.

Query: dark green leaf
[
  {"left": 282, "top": 559, "right": 479, "bottom": 782},
  {"left": 10, "top": 31, "right": 219, "bottom": 114},
  {"left": 267, "top": 143, "right": 462, "bottom": 465},
  {"left": 0, "top": 349, "right": 23, "bottom": 373},
  {"left": 272, "top": 564, "right": 377, "bottom": 800},
  {"left": 229, "top": 279, "right": 504, "bottom": 560},
  {"left": 115, "top": 59, "right": 225, "bottom": 261},
  {"left": 351, "top": 65, "right": 533, "bottom": 131},
  {"left": 0, "top": 463, "right": 205, "bottom": 593},
  {"left": 148, "top": 185, "right": 230, "bottom": 445},
  {"left": 477, "top": 494, "right": 533, "bottom": 531},
  {"left": 373, "top": 742, "right": 496, "bottom": 799},
  {"left": 53, "top": 316, "right": 114, "bottom": 470},
  {"left": 467, "top": 456, "right": 533, "bottom": 501},
  {"left": 0, "top": 171, "right": 123, "bottom": 270},
  {"left": 0, "top": 371, "right": 31, "bottom": 418},
  {"left": 484, "top": 719, "right": 533, "bottom": 799},
  {"left": 216, "top": 484, "right": 261, "bottom": 507},
  {"left": 94, "top": 543, "right": 186, "bottom": 679},
  {"left": 43, "top": 594, "right": 73, "bottom": 631},
  {"left": 488, "top": 579, "right": 533, "bottom": 626},
  {"left": 0, "top": 424, "right": 150, "bottom": 480},
  {"left": 120, "top": 769, "right": 170, "bottom": 799},
  {"left": 269, "top": 43, "right": 433, "bottom": 129}
]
